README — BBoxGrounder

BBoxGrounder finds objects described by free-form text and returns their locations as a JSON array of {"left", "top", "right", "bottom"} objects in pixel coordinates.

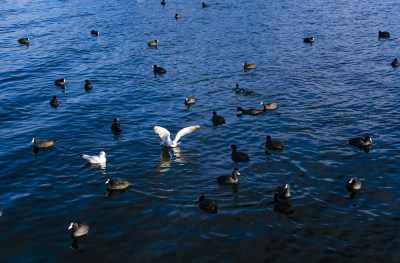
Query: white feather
[{"left": 153, "top": 125, "right": 200, "bottom": 147}]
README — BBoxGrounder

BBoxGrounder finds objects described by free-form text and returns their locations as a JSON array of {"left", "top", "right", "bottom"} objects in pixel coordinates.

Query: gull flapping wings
[{"left": 154, "top": 125, "right": 200, "bottom": 147}]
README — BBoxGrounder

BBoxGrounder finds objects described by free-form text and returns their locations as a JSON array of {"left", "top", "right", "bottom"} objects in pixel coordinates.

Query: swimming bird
[
  {"left": 79, "top": 151, "right": 107, "bottom": 164},
  {"left": 32, "top": 138, "right": 55, "bottom": 149},
  {"left": 235, "top": 83, "right": 254, "bottom": 95},
  {"left": 349, "top": 136, "right": 372, "bottom": 147},
  {"left": 261, "top": 101, "right": 278, "bottom": 110},
  {"left": 275, "top": 184, "right": 290, "bottom": 198},
  {"left": 161, "top": 0, "right": 165, "bottom": 5},
  {"left": 154, "top": 125, "right": 200, "bottom": 147},
  {"left": 198, "top": 196, "right": 217, "bottom": 212},
  {"left": 392, "top": 58, "right": 399, "bottom": 67},
  {"left": 378, "top": 31, "right": 390, "bottom": 38},
  {"left": 111, "top": 117, "right": 122, "bottom": 133},
  {"left": 68, "top": 222, "right": 89, "bottom": 237},
  {"left": 91, "top": 30, "right": 99, "bottom": 36},
  {"left": 148, "top": 40, "right": 158, "bottom": 47},
  {"left": 185, "top": 97, "right": 196, "bottom": 108},
  {"left": 231, "top": 144, "right": 250, "bottom": 162},
  {"left": 243, "top": 62, "right": 257, "bottom": 70},
  {"left": 273, "top": 192, "right": 294, "bottom": 214},
  {"left": 84, "top": 79, "right": 93, "bottom": 90},
  {"left": 265, "top": 135, "right": 283, "bottom": 150},
  {"left": 106, "top": 179, "right": 131, "bottom": 190},
  {"left": 212, "top": 111, "right": 225, "bottom": 126},
  {"left": 346, "top": 177, "right": 361, "bottom": 191},
  {"left": 0, "top": 210, "right": 2, "bottom": 218},
  {"left": 18, "top": 38, "right": 29, "bottom": 45},
  {"left": 153, "top": 64, "right": 166, "bottom": 74},
  {"left": 55, "top": 78, "right": 66, "bottom": 87},
  {"left": 303, "top": 37, "right": 314, "bottom": 43},
  {"left": 175, "top": 14, "right": 181, "bottom": 19},
  {"left": 202, "top": 2, "right": 211, "bottom": 8},
  {"left": 217, "top": 168, "right": 239, "bottom": 184},
  {"left": 50, "top": 95, "right": 59, "bottom": 107},
  {"left": 237, "top": 101, "right": 276, "bottom": 114}
]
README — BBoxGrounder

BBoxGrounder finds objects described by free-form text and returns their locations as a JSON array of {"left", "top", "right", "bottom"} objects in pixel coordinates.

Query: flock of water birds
[{"left": 4, "top": 0, "right": 397, "bottom": 250}]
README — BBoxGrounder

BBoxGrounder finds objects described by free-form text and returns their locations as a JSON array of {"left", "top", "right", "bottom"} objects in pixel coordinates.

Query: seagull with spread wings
[{"left": 153, "top": 125, "right": 200, "bottom": 147}]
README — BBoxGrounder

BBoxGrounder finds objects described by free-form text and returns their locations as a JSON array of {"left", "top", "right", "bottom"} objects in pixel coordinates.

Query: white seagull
[
  {"left": 153, "top": 125, "right": 200, "bottom": 147},
  {"left": 79, "top": 151, "right": 107, "bottom": 163}
]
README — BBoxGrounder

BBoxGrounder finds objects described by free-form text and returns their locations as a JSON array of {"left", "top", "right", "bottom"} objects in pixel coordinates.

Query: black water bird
[
  {"left": 303, "top": 37, "right": 314, "bottom": 43},
  {"left": 175, "top": 14, "right": 181, "bottom": 19},
  {"left": 111, "top": 117, "right": 122, "bottom": 133},
  {"left": 378, "top": 31, "right": 390, "bottom": 38},
  {"left": 243, "top": 62, "right": 257, "bottom": 70},
  {"left": 217, "top": 168, "right": 239, "bottom": 184},
  {"left": 153, "top": 64, "right": 166, "bottom": 74},
  {"left": 148, "top": 40, "right": 158, "bottom": 47},
  {"left": 106, "top": 179, "right": 131, "bottom": 191},
  {"left": 202, "top": 2, "right": 210, "bottom": 8},
  {"left": 276, "top": 184, "right": 290, "bottom": 198},
  {"left": 50, "top": 95, "right": 59, "bottom": 107},
  {"left": 55, "top": 78, "right": 66, "bottom": 87},
  {"left": 273, "top": 192, "right": 294, "bottom": 214},
  {"left": 349, "top": 136, "right": 372, "bottom": 147},
  {"left": 18, "top": 38, "right": 29, "bottom": 45},
  {"left": 32, "top": 138, "right": 55, "bottom": 149},
  {"left": 231, "top": 144, "right": 249, "bottom": 162},
  {"left": 198, "top": 196, "right": 217, "bottom": 212},
  {"left": 265, "top": 135, "right": 283, "bottom": 150},
  {"left": 346, "top": 178, "right": 361, "bottom": 192},
  {"left": 161, "top": 0, "right": 165, "bottom": 5},
  {"left": 91, "top": 30, "right": 99, "bottom": 36},
  {"left": 392, "top": 58, "right": 399, "bottom": 67},
  {"left": 84, "top": 79, "right": 93, "bottom": 90},
  {"left": 212, "top": 111, "right": 225, "bottom": 126}
]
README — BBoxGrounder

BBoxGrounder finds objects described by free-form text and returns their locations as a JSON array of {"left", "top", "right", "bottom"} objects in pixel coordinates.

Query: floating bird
[
  {"left": 378, "top": 31, "right": 390, "bottom": 38},
  {"left": 273, "top": 192, "right": 294, "bottom": 214},
  {"left": 79, "top": 151, "right": 106, "bottom": 164},
  {"left": 84, "top": 79, "right": 93, "bottom": 91},
  {"left": 198, "top": 196, "right": 217, "bottom": 212},
  {"left": 18, "top": 38, "right": 29, "bottom": 45},
  {"left": 212, "top": 111, "right": 225, "bottom": 126},
  {"left": 202, "top": 2, "right": 211, "bottom": 8},
  {"left": 265, "top": 135, "right": 283, "bottom": 150},
  {"left": 111, "top": 117, "right": 122, "bottom": 133},
  {"left": 54, "top": 78, "right": 66, "bottom": 87},
  {"left": 68, "top": 222, "right": 89, "bottom": 237},
  {"left": 235, "top": 83, "right": 254, "bottom": 95},
  {"left": 303, "top": 37, "right": 314, "bottom": 43},
  {"left": 346, "top": 178, "right": 361, "bottom": 192},
  {"left": 237, "top": 101, "right": 275, "bottom": 116},
  {"left": 276, "top": 184, "right": 291, "bottom": 198},
  {"left": 231, "top": 144, "right": 250, "bottom": 162},
  {"left": 243, "top": 62, "right": 257, "bottom": 70},
  {"left": 161, "top": 0, "right": 165, "bottom": 5},
  {"left": 175, "top": 14, "right": 181, "bottom": 19},
  {"left": 154, "top": 125, "right": 200, "bottom": 147},
  {"left": 392, "top": 58, "right": 399, "bottom": 67},
  {"left": 50, "top": 95, "right": 59, "bottom": 107},
  {"left": 32, "top": 138, "right": 55, "bottom": 149},
  {"left": 349, "top": 136, "right": 372, "bottom": 147},
  {"left": 217, "top": 168, "right": 239, "bottom": 184},
  {"left": 148, "top": 40, "right": 158, "bottom": 47},
  {"left": 106, "top": 179, "right": 131, "bottom": 191},
  {"left": 185, "top": 97, "right": 196, "bottom": 108},
  {"left": 153, "top": 64, "right": 166, "bottom": 74},
  {"left": 91, "top": 30, "right": 99, "bottom": 36},
  {"left": 262, "top": 101, "right": 278, "bottom": 110}
]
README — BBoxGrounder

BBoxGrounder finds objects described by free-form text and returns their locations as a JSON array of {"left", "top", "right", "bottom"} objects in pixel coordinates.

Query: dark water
[{"left": 1, "top": 0, "right": 399, "bottom": 262}]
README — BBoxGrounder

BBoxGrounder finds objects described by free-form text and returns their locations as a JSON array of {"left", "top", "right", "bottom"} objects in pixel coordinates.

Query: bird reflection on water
[
  {"left": 81, "top": 162, "right": 106, "bottom": 174},
  {"left": 154, "top": 146, "right": 189, "bottom": 172}
]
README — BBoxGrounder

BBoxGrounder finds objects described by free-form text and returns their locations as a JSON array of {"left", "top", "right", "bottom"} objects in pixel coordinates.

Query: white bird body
[
  {"left": 153, "top": 125, "right": 200, "bottom": 147},
  {"left": 79, "top": 151, "right": 106, "bottom": 164}
]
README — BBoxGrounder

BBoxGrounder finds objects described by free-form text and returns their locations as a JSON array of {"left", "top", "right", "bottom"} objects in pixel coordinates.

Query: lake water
[{"left": 0, "top": 0, "right": 399, "bottom": 262}]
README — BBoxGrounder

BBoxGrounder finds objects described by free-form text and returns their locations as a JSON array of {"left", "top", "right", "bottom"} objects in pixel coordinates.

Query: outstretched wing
[
  {"left": 174, "top": 125, "right": 201, "bottom": 144},
  {"left": 154, "top": 126, "right": 172, "bottom": 145}
]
